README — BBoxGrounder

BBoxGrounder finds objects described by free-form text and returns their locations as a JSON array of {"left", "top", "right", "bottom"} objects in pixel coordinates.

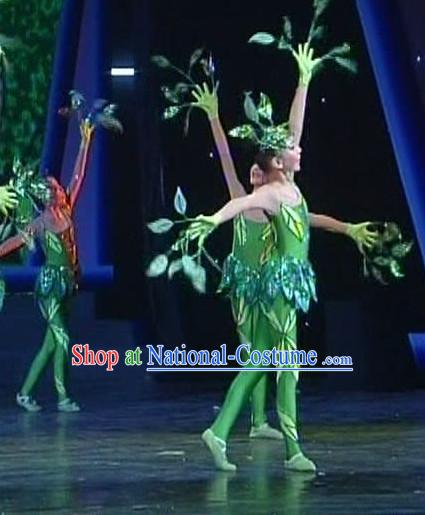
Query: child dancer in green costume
[
  {"left": 0, "top": 119, "right": 95, "bottom": 413},
  {"left": 183, "top": 51, "right": 377, "bottom": 472},
  {"left": 191, "top": 43, "right": 320, "bottom": 440}
]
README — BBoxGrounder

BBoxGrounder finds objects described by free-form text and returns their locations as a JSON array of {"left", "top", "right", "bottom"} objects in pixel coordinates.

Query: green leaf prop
[
  {"left": 168, "top": 259, "right": 183, "bottom": 279},
  {"left": 249, "top": 0, "right": 357, "bottom": 78},
  {"left": 146, "top": 187, "right": 220, "bottom": 293},
  {"left": 161, "top": 86, "right": 180, "bottom": 104},
  {"left": 151, "top": 55, "right": 171, "bottom": 68},
  {"left": 333, "top": 56, "right": 358, "bottom": 74},
  {"left": 147, "top": 218, "right": 174, "bottom": 234},
  {"left": 189, "top": 47, "right": 204, "bottom": 70},
  {"left": 182, "top": 255, "right": 206, "bottom": 293},
  {"left": 174, "top": 187, "right": 187, "bottom": 215},
  {"left": 182, "top": 255, "right": 197, "bottom": 277},
  {"left": 313, "top": 0, "right": 332, "bottom": 18},
  {"left": 282, "top": 16, "right": 293, "bottom": 43},
  {"left": 183, "top": 105, "right": 194, "bottom": 136},
  {"left": 146, "top": 254, "right": 168, "bottom": 277},
  {"left": 248, "top": 32, "right": 276, "bottom": 45},
  {"left": 163, "top": 105, "right": 184, "bottom": 120},
  {"left": 310, "top": 25, "right": 326, "bottom": 43},
  {"left": 152, "top": 48, "right": 217, "bottom": 134},
  {"left": 361, "top": 222, "right": 412, "bottom": 284},
  {"left": 243, "top": 92, "right": 260, "bottom": 124},
  {"left": 191, "top": 265, "right": 207, "bottom": 293},
  {"left": 391, "top": 241, "right": 413, "bottom": 258}
]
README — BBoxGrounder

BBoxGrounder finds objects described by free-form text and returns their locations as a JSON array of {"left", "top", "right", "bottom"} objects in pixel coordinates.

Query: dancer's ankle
[
  {"left": 285, "top": 441, "right": 302, "bottom": 460},
  {"left": 209, "top": 425, "right": 227, "bottom": 443}
]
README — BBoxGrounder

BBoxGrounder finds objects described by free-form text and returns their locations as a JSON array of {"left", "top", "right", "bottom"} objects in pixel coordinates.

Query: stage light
[
  {"left": 110, "top": 67, "right": 135, "bottom": 76},
  {"left": 416, "top": 55, "right": 421, "bottom": 63}
]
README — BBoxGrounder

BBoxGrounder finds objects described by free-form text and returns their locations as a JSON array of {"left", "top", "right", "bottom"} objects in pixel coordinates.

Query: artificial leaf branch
[
  {"left": 59, "top": 90, "right": 123, "bottom": 134},
  {"left": 248, "top": 0, "right": 357, "bottom": 75},
  {"left": 146, "top": 187, "right": 221, "bottom": 293},
  {"left": 359, "top": 222, "right": 412, "bottom": 285},
  {"left": 151, "top": 49, "right": 217, "bottom": 133}
]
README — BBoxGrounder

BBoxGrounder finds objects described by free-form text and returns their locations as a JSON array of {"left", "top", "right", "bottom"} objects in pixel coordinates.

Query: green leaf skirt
[
  {"left": 35, "top": 265, "right": 75, "bottom": 300},
  {"left": 218, "top": 254, "right": 317, "bottom": 313}
]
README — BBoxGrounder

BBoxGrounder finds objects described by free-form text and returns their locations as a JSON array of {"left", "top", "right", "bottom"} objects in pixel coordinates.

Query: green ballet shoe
[
  {"left": 202, "top": 429, "right": 237, "bottom": 472},
  {"left": 249, "top": 423, "right": 284, "bottom": 440},
  {"left": 57, "top": 398, "right": 81, "bottom": 413},
  {"left": 284, "top": 452, "right": 317, "bottom": 473},
  {"left": 16, "top": 393, "right": 42, "bottom": 412}
]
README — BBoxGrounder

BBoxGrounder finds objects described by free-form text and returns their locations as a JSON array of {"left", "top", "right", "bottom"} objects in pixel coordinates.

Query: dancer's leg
[
  {"left": 52, "top": 302, "right": 70, "bottom": 403},
  {"left": 210, "top": 307, "right": 271, "bottom": 441},
  {"left": 211, "top": 367, "right": 266, "bottom": 441},
  {"left": 251, "top": 374, "right": 268, "bottom": 427},
  {"left": 237, "top": 329, "right": 268, "bottom": 428},
  {"left": 273, "top": 305, "right": 316, "bottom": 471},
  {"left": 274, "top": 307, "right": 301, "bottom": 458},
  {"left": 20, "top": 328, "right": 55, "bottom": 396}
]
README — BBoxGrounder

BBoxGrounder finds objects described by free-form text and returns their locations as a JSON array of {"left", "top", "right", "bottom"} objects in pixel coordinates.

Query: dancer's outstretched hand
[
  {"left": 347, "top": 222, "right": 379, "bottom": 252},
  {"left": 0, "top": 186, "right": 18, "bottom": 217},
  {"left": 191, "top": 82, "right": 219, "bottom": 120},
  {"left": 293, "top": 42, "right": 322, "bottom": 86},
  {"left": 80, "top": 119, "right": 95, "bottom": 141},
  {"left": 186, "top": 214, "right": 219, "bottom": 250}
]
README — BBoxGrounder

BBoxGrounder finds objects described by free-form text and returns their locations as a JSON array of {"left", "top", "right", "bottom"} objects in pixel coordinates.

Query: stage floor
[{"left": 1, "top": 386, "right": 425, "bottom": 514}]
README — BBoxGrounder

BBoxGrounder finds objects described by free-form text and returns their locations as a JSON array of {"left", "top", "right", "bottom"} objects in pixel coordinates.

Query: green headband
[{"left": 229, "top": 92, "right": 294, "bottom": 152}]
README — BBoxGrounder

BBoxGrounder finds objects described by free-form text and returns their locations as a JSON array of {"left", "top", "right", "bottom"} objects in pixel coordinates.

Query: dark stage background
[{"left": 102, "top": 0, "right": 425, "bottom": 391}]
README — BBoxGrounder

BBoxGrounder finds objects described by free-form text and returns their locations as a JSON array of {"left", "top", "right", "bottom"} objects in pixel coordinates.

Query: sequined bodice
[{"left": 219, "top": 195, "right": 316, "bottom": 313}]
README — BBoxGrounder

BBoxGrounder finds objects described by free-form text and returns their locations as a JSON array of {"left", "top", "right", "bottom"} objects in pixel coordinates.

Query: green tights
[{"left": 211, "top": 302, "right": 301, "bottom": 459}]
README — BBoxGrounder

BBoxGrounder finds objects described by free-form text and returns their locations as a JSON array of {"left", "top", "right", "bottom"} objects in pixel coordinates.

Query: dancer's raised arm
[
  {"left": 288, "top": 43, "right": 321, "bottom": 147},
  {"left": 192, "top": 83, "right": 246, "bottom": 199},
  {"left": 67, "top": 120, "right": 95, "bottom": 210}
]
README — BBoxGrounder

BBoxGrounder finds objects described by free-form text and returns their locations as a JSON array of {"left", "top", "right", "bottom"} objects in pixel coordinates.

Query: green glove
[
  {"left": 0, "top": 186, "right": 18, "bottom": 217},
  {"left": 346, "top": 222, "right": 379, "bottom": 252},
  {"left": 292, "top": 42, "right": 322, "bottom": 87},
  {"left": 186, "top": 214, "right": 220, "bottom": 250},
  {"left": 191, "top": 82, "right": 219, "bottom": 120}
]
